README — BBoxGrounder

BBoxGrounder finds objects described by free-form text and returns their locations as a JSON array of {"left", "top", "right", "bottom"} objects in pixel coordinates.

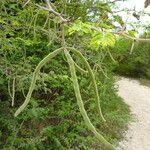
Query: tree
[{"left": 0, "top": 0, "right": 149, "bottom": 149}]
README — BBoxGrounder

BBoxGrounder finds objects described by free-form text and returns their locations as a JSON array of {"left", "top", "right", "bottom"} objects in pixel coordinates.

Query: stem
[
  {"left": 14, "top": 48, "right": 63, "bottom": 117},
  {"left": 23, "top": 0, "right": 30, "bottom": 7},
  {"left": 36, "top": 0, "right": 68, "bottom": 23},
  {"left": 68, "top": 47, "right": 106, "bottom": 122}
]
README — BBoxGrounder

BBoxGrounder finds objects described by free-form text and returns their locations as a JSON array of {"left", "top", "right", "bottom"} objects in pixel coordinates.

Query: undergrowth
[{"left": 0, "top": 0, "right": 132, "bottom": 149}]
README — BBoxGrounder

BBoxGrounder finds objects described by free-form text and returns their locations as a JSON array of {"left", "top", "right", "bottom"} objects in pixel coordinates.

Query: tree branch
[
  {"left": 117, "top": 32, "right": 150, "bottom": 42},
  {"left": 107, "top": 0, "right": 123, "bottom": 4},
  {"left": 36, "top": 0, "right": 69, "bottom": 23},
  {"left": 35, "top": 1, "right": 150, "bottom": 42},
  {"left": 23, "top": 0, "right": 30, "bottom": 7},
  {"left": 93, "top": 27, "right": 150, "bottom": 42}
]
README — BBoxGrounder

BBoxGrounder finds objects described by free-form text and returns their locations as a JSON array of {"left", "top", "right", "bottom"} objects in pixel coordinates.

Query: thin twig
[
  {"left": 115, "top": 32, "right": 150, "bottom": 42},
  {"left": 23, "top": 0, "right": 30, "bottom": 7},
  {"left": 92, "top": 26, "right": 150, "bottom": 42},
  {"left": 36, "top": 0, "right": 68, "bottom": 23}
]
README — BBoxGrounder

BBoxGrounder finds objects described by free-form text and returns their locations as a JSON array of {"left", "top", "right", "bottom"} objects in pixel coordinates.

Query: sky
[
  {"left": 120, "top": 0, "right": 149, "bottom": 21},
  {"left": 114, "top": 0, "right": 150, "bottom": 33},
  {"left": 125, "top": 0, "right": 145, "bottom": 9}
]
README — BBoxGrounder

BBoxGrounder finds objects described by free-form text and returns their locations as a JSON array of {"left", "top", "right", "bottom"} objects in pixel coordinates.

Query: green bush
[
  {"left": 114, "top": 34, "right": 150, "bottom": 79},
  {"left": 0, "top": 1, "right": 131, "bottom": 149}
]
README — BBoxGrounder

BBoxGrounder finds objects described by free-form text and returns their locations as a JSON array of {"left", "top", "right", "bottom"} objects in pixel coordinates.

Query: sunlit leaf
[
  {"left": 90, "top": 32, "right": 116, "bottom": 49},
  {"left": 68, "top": 20, "right": 92, "bottom": 35}
]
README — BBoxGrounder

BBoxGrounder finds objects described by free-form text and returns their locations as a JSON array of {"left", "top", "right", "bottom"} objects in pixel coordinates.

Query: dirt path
[{"left": 116, "top": 77, "right": 150, "bottom": 150}]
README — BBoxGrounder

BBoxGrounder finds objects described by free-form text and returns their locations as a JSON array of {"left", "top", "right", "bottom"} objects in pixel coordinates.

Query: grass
[{"left": 139, "top": 78, "right": 150, "bottom": 88}]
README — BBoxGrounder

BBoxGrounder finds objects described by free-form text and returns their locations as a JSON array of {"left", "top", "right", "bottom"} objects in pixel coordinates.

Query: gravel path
[{"left": 116, "top": 77, "right": 150, "bottom": 150}]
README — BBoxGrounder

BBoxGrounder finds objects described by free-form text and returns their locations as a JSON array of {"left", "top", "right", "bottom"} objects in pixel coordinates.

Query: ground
[{"left": 117, "top": 77, "right": 150, "bottom": 150}]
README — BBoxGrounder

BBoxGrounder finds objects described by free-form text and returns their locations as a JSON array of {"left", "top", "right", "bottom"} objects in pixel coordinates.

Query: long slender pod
[
  {"left": 64, "top": 49, "right": 114, "bottom": 150},
  {"left": 130, "top": 41, "right": 135, "bottom": 54},
  {"left": 74, "top": 61, "right": 88, "bottom": 74},
  {"left": 14, "top": 48, "right": 63, "bottom": 117},
  {"left": 8, "top": 77, "right": 16, "bottom": 106},
  {"left": 68, "top": 47, "right": 106, "bottom": 122},
  {"left": 107, "top": 50, "right": 116, "bottom": 63},
  {"left": 8, "top": 78, "right": 12, "bottom": 100},
  {"left": 12, "top": 77, "right": 16, "bottom": 106}
]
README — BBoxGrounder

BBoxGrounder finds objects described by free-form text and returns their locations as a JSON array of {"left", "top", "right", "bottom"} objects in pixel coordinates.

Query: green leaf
[
  {"left": 0, "top": 18, "right": 5, "bottom": 23},
  {"left": 90, "top": 32, "right": 116, "bottom": 49},
  {"left": 113, "top": 15, "right": 124, "bottom": 26},
  {"left": 68, "top": 20, "right": 92, "bottom": 35},
  {"left": 128, "top": 30, "right": 137, "bottom": 37}
]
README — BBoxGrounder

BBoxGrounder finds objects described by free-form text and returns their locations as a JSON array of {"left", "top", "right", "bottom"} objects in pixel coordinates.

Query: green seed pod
[
  {"left": 68, "top": 47, "right": 106, "bottom": 122},
  {"left": 64, "top": 48, "right": 114, "bottom": 150},
  {"left": 14, "top": 47, "right": 63, "bottom": 117}
]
